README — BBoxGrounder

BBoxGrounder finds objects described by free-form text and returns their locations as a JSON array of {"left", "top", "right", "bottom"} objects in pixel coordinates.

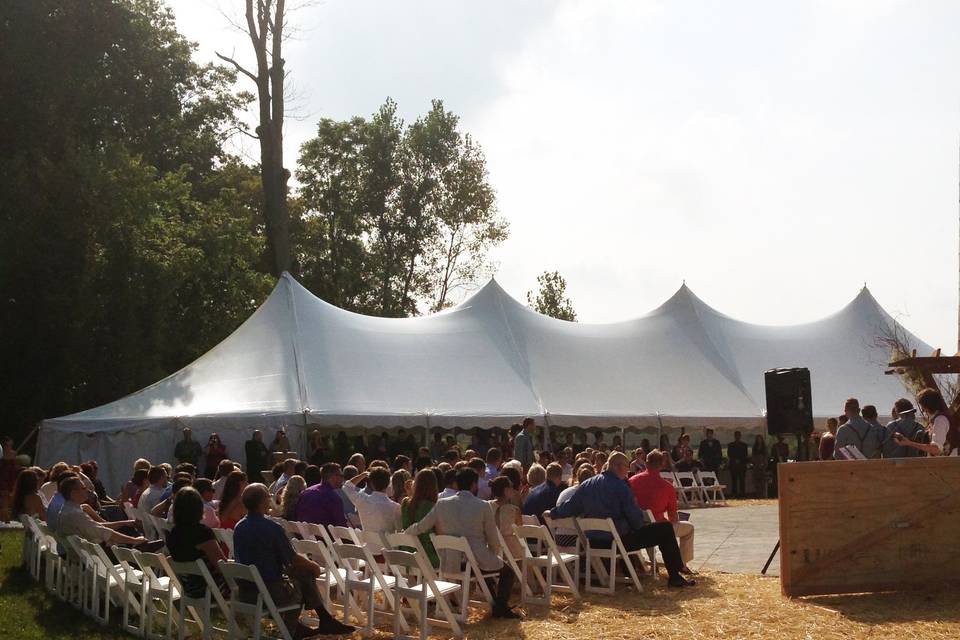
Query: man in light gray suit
[{"left": 404, "top": 468, "right": 520, "bottom": 619}]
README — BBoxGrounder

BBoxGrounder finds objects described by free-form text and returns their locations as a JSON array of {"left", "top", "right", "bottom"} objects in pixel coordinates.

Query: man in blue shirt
[
  {"left": 547, "top": 452, "right": 695, "bottom": 588},
  {"left": 234, "top": 484, "right": 354, "bottom": 637},
  {"left": 522, "top": 462, "right": 566, "bottom": 522}
]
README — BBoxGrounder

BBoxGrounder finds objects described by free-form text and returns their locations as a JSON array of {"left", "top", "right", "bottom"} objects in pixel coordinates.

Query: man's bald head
[
  {"left": 607, "top": 451, "right": 630, "bottom": 478},
  {"left": 242, "top": 483, "right": 270, "bottom": 514}
]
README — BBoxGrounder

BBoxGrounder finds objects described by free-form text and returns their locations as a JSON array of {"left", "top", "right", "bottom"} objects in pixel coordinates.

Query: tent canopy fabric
[{"left": 39, "top": 273, "right": 927, "bottom": 491}]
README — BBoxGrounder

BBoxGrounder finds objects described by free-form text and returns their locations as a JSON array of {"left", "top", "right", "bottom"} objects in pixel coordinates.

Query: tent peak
[{"left": 452, "top": 277, "right": 526, "bottom": 312}]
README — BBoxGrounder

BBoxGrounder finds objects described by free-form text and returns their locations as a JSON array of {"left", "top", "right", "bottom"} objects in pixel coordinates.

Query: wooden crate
[{"left": 778, "top": 456, "right": 960, "bottom": 597}]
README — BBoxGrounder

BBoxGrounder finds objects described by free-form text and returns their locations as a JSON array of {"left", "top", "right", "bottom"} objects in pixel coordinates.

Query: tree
[
  {"left": 217, "top": 0, "right": 291, "bottom": 277},
  {"left": 294, "top": 99, "right": 507, "bottom": 316},
  {"left": 0, "top": 0, "right": 272, "bottom": 443},
  {"left": 527, "top": 271, "right": 577, "bottom": 321}
]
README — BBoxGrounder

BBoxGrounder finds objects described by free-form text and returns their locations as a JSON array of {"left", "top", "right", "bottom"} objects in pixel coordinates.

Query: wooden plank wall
[{"left": 779, "top": 456, "right": 960, "bottom": 597}]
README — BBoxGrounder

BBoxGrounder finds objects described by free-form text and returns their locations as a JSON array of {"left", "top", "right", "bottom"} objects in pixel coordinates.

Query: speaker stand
[{"left": 761, "top": 539, "right": 780, "bottom": 575}]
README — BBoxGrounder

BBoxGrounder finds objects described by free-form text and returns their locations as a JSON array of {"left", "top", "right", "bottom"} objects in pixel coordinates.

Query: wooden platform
[{"left": 778, "top": 456, "right": 960, "bottom": 597}]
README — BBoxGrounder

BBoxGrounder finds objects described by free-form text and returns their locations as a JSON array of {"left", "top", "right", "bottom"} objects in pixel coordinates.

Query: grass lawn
[
  {"left": 0, "top": 529, "right": 129, "bottom": 639},
  {"left": 2, "top": 527, "right": 958, "bottom": 640}
]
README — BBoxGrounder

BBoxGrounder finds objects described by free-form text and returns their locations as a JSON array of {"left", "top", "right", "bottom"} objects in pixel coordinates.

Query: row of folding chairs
[
  {"left": 668, "top": 470, "right": 727, "bottom": 506},
  {"left": 20, "top": 511, "right": 662, "bottom": 640},
  {"left": 20, "top": 515, "right": 226, "bottom": 640}
]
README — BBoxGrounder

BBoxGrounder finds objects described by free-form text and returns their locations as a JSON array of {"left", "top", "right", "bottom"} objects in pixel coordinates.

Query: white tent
[{"left": 38, "top": 273, "right": 928, "bottom": 491}]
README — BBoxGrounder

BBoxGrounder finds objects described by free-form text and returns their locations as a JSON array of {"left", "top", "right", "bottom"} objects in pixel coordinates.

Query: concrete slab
[{"left": 687, "top": 504, "right": 780, "bottom": 576}]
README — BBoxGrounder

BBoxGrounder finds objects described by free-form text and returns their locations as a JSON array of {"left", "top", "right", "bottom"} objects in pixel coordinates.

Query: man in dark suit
[
  {"left": 726, "top": 431, "right": 749, "bottom": 498},
  {"left": 697, "top": 429, "right": 723, "bottom": 472}
]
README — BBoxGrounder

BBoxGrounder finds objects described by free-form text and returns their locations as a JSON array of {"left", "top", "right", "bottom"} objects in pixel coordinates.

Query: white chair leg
[
  {"left": 253, "top": 601, "right": 263, "bottom": 640},
  {"left": 177, "top": 599, "right": 186, "bottom": 640},
  {"left": 393, "top": 591, "right": 402, "bottom": 639},
  {"left": 546, "top": 563, "right": 554, "bottom": 603},
  {"left": 608, "top": 555, "right": 617, "bottom": 594},
  {"left": 365, "top": 584, "right": 375, "bottom": 635},
  {"left": 419, "top": 594, "right": 429, "bottom": 640}
]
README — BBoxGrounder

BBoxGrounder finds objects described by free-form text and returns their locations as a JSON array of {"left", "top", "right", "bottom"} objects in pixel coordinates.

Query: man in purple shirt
[{"left": 294, "top": 463, "right": 348, "bottom": 526}]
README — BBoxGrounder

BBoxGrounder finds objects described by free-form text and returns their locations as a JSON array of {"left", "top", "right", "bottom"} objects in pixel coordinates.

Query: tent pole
[
  {"left": 542, "top": 414, "right": 551, "bottom": 453},
  {"left": 656, "top": 412, "right": 664, "bottom": 447},
  {"left": 17, "top": 423, "right": 40, "bottom": 455}
]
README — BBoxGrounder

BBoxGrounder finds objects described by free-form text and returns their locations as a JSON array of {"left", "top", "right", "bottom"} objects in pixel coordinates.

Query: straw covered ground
[
  {"left": 3, "top": 526, "right": 958, "bottom": 640},
  {"left": 433, "top": 571, "right": 960, "bottom": 640}
]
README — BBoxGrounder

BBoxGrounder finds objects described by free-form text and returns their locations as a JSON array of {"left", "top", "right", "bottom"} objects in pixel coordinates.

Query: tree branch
[{"left": 214, "top": 51, "right": 258, "bottom": 83}]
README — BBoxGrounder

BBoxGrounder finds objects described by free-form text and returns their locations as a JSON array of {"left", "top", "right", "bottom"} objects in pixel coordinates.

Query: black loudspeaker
[{"left": 764, "top": 367, "right": 814, "bottom": 435}]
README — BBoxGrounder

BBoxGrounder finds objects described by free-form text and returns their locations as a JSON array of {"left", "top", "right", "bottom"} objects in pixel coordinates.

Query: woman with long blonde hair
[{"left": 279, "top": 475, "right": 305, "bottom": 520}]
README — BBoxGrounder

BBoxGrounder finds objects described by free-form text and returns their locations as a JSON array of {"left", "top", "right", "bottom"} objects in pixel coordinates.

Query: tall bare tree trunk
[{"left": 218, "top": 0, "right": 290, "bottom": 276}]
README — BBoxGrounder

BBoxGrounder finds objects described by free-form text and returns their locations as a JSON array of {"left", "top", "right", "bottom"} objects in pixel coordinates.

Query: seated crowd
[{"left": 5, "top": 387, "right": 955, "bottom": 637}]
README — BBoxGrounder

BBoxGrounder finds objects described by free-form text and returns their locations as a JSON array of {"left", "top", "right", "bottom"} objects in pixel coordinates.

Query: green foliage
[
  {"left": 0, "top": 1, "right": 271, "bottom": 440},
  {"left": 527, "top": 271, "right": 578, "bottom": 321},
  {"left": 295, "top": 99, "right": 507, "bottom": 316},
  {"left": 0, "top": 3, "right": 506, "bottom": 445}
]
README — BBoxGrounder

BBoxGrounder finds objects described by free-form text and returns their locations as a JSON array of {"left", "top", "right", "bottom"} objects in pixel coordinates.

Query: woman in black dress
[{"left": 166, "top": 487, "right": 228, "bottom": 598}]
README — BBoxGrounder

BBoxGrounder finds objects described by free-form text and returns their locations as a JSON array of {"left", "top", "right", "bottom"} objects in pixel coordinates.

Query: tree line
[{"left": 0, "top": 0, "right": 574, "bottom": 444}]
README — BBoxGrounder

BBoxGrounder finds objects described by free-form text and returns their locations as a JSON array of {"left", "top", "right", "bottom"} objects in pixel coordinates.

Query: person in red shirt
[{"left": 628, "top": 449, "right": 695, "bottom": 572}]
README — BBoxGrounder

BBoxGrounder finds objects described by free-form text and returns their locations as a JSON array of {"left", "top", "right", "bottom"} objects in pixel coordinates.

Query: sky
[{"left": 168, "top": 0, "right": 960, "bottom": 350}]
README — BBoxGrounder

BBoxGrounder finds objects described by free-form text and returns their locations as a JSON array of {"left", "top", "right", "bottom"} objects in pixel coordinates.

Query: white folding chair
[
  {"left": 150, "top": 515, "right": 172, "bottom": 542},
  {"left": 54, "top": 532, "right": 86, "bottom": 607},
  {"left": 383, "top": 549, "right": 463, "bottom": 640},
  {"left": 290, "top": 538, "right": 353, "bottom": 612},
  {"left": 520, "top": 514, "right": 543, "bottom": 555},
  {"left": 673, "top": 472, "right": 707, "bottom": 505},
  {"left": 666, "top": 472, "right": 690, "bottom": 508},
  {"left": 641, "top": 510, "right": 660, "bottom": 577},
  {"left": 21, "top": 516, "right": 49, "bottom": 581},
  {"left": 167, "top": 558, "right": 232, "bottom": 640},
  {"left": 218, "top": 560, "right": 300, "bottom": 640},
  {"left": 383, "top": 531, "right": 431, "bottom": 565},
  {"left": 278, "top": 519, "right": 301, "bottom": 540},
  {"left": 493, "top": 526, "right": 542, "bottom": 598},
  {"left": 133, "top": 550, "right": 182, "bottom": 640},
  {"left": 212, "top": 528, "right": 234, "bottom": 559},
  {"left": 294, "top": 521, "right": 319, "bottom": 541},
  {"left": 332, "top": 542, "right": 406, "bottom": 635},
  {"left": 514, "top": 524, "right": 580, "bottom": 605},
  {"left": 327, "top": 524, "right": 361, "bottom": 546},
  {"left": 82, "top": 538, "right": 134, "bottom": 625},
  {"left": 355, "top": 527, "right": 389, "bottom": 556},
  {"left": 66, "top": 536, "right": 94, "bottom": 616},
  {"left": 112, "top": 545, "right": 148, "bottom": 636},
  {"left": 576, "top": 517, "right": 646, "bottom": 594},
  {"left": 543, "top": 514, "right": 588, "bottom": 577},
  {"left": 430, "top": 534, "right": 496, "bottom": 619},
  {"left": 19, "top": 515, "right": 38, "bottom": 575},
  {"left": 696, "top": 470, "right": 727, "bottom": 504},
  {"left": 38, "top": 524, "right": 65, "bottom": 598}
]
